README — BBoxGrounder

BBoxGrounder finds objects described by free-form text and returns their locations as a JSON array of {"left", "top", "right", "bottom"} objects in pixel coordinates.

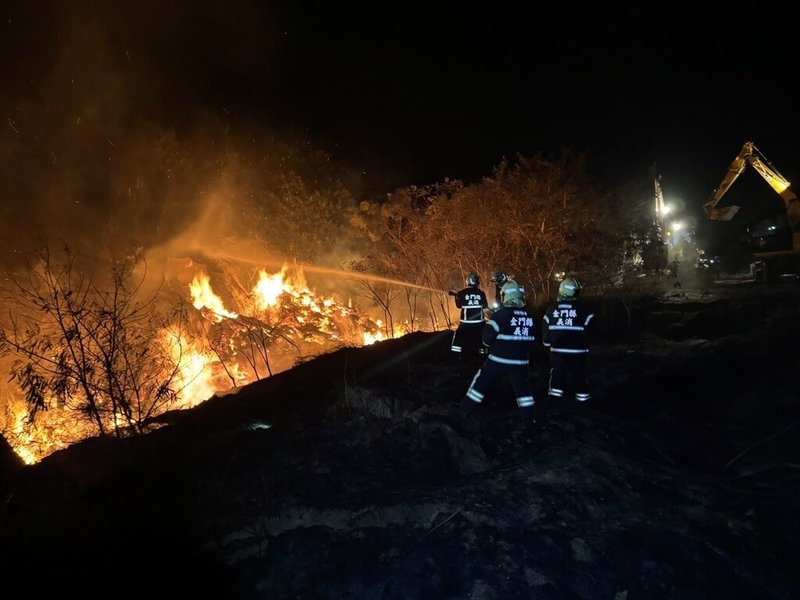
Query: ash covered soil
[{"left": 1, "top": 281, "right": 799, "bottom": 599}]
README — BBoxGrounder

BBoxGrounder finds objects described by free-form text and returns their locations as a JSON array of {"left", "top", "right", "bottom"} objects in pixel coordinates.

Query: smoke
[{"left": 0, "top": 0, "right": 373, "bottom": 302}]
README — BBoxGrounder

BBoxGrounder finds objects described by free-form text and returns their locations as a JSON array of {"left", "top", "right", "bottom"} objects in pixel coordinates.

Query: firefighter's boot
[{"left": 519, "top": 405, "right": 536, "bottom": 433}]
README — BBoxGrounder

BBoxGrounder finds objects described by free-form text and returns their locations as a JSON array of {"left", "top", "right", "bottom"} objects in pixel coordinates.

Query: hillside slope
[{"left": 1, "top": 283, "right": 799, "bottom": 599}]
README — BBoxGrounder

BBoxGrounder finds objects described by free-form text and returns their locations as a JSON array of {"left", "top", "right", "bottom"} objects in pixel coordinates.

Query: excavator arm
[
  {"left": 703, "top": 141, "right": 800, "bottom": 225},
  {"left": 703, "top": 142, "right": 752, "bottom": 221},
  {"left": 705, "top": 141, "right": 800, "bottom": 279}
]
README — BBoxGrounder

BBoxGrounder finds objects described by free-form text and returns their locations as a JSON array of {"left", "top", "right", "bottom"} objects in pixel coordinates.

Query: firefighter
[
  {"left": 457, "top": 279, "right": 537, "bottom": 430},
  {"left": 541, "top": 275, "right": 595, "bottom": 402},
  {"left": 449, "top": 272, "right": 489, "bottom": 361},
  {"left": 490, "top": 271, "right": 509, "bottom": 311}
]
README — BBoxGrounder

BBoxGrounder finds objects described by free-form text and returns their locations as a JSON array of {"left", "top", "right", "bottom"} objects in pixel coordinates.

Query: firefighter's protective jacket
[
  {"left": 454, "top": 287, "right": 488, "bottom": 324},
  {"left": 541, "top": 298, "right": 595, "bottom": 354},
  {"left": 483, "top": 306, "right": 536, "bottom": 364}
]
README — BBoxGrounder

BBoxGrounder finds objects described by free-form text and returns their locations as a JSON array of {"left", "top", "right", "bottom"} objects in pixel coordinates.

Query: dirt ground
[{"left": 0, "top": 279, "right": 798, "bottom": 599}]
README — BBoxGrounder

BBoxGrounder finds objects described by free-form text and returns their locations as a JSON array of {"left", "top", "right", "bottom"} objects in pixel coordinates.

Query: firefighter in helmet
[
  {"left": 541, "top": 274, "right": 595, "bottom": 402},
  {"left": 458, "top": 279, "right": 537, "bottom": 430},
  {"left": 449, "top": 272, "right": 489, "bottom": 361},
  {"left": 490, "top": 271, "right": 509, "bottom": 310}
]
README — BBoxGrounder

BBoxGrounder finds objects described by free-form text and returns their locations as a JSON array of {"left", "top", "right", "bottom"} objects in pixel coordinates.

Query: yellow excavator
[{"left": 703, "top": 141, "right": 800, "bottom": 281}]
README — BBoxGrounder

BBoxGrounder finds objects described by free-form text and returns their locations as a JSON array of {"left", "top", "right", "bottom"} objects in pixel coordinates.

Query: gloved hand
[{"left": 448, "top": 290, "right": 457, "bottom": 297}]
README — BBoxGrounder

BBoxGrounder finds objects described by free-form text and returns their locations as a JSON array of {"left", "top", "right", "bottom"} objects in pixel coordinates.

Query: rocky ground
[{"left": 1, "top": 279, "right": 799, "bottom": 599}]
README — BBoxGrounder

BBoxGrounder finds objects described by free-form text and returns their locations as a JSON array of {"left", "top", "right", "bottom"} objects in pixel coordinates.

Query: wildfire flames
[{"left": 3, "top": 264, "right": 395, "bottom": 464}]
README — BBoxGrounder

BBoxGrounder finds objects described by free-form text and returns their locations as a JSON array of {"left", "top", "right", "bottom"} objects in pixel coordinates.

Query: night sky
[{"left": 2, "top": 1, "right": 797, "bottom": 247}]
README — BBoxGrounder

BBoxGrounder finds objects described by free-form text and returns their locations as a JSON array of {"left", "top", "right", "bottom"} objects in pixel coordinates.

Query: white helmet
[{"left": 500, "top": 280, "right": 526, "bottom": 307}]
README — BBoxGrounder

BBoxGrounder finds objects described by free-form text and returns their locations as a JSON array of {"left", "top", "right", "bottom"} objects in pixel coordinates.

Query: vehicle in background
[
  {"left": 696, "top": 253, "right": 720, "bottom": 271},
  {"left": 703, "top": 141, "right": 800, "bottom": 282}
]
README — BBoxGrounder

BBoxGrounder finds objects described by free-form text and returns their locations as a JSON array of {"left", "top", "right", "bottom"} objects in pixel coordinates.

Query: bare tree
[
  {"left": 342, "top": 150, "right": 651, "bottom": 347},
  {"left": 343, "top": 260, "right": 404, "bottom": 339},
  {"left": 348, "top": 181, "right": 467, "bottom": 331},
  {"left": 0, "top": 245, "right": 190, "bottom": 438},
  {"left": 369, "top": 151, "right": 632, "bottom": 308}
]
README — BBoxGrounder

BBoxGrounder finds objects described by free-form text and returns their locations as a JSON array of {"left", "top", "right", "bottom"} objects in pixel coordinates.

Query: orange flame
[
  {"left": 189, "top": 272, "right": 238, "bottom": 321},
  {"left": 4, "top": 263, "right": 407, "bottom": 463}
]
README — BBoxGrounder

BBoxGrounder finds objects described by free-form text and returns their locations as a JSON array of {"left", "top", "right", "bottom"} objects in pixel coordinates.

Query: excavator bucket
[{"left": 707, "top": 205, "right": 740, "bottom": 222}]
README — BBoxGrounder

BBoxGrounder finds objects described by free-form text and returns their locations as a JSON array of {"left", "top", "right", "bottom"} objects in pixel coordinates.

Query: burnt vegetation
[{"left": 0, "top": 281, "right": 798, "bottom": 598}]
